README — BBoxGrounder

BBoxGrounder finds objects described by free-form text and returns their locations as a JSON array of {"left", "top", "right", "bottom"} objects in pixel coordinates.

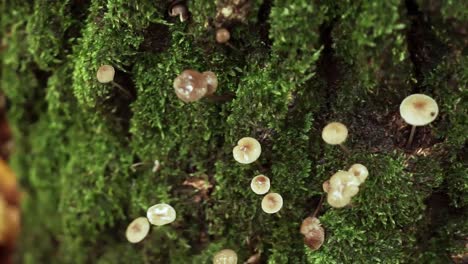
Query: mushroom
[
  {"left": 322, "top": 180, "right": 330, "bottom": 193},
  {"left": 213, "top": 249, "right": 238, "bottom": 264},
  {"left": 321, "top": 122, "right": 350, "bottom": 154},
  {"left": 250, "top": 175, "right": 270, "bottom": 195},
  {"left": 202, "top": 71, "right": 218, "bottom": 96},
  {"left": 261, "top": 193, "right": 283, "bottom": 214},
  {"left": 326, "top": 171, "right": 360, "bottom": 208},
  {"left": 125, "top": 217, "right": 150, "bottom": 243},
  {"left": 146, "top": 203, "right": 176, "bottom": 226},
  {"left": 326, "top": 189, "right": 351, "bottom": 208},
  {"left": 233, "top": 137, "right": 261, "bottom": 164},
  {"left": 216, "top": 28, "right": 231, "bottom": 44},
  {"left": 96, "top": 65, "right": 132, "bottom": 98},
  {"left": 300, "top": 217, "right": 325, "bottom": 251},
  {"left": 96, "top": 65, "right": 115, "bottom": 84},
  {"left": 169, "top": 4, "right": 189, "bottom": 22},
  {"left": 348, "top": 164, "right": 368, "bottom": 184},
  {"left": 399, "top": 94, "right": 439, "bottom": 147},
  {"left": 173, "top": 69, "right": 208, "bottom": 103}
]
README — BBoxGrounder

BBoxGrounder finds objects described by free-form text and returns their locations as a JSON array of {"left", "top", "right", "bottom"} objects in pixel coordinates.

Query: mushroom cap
[
  {"left": 261, "top": 193, "right": 283, "bottom": 214},
  {"left": 399, "top": 94, "right": 439, "bottom": 126},
  {"left": 322, "top": 180, "right": 330, "bottom": 193},
  {"left": 327, "top": 190, "right": 351, "bottom": 208},
  {"left": 348, "top": 164, "right": 369, "bottom": 184},
  {"left": 321, "top": 122, "right": 348, "bottom": 145},
  {"left": 216, "top": 28, "right": 231, "bottom": 44},
  {"left": 329, "top": 170, "right": 360, "bottom": 188},
  {"left": 300, "top": 217, "right": 322, "bottom": 236},
  {"left": 125, "top": 217, "right": 150, "bottom": 243},
  {"left": 146, "top": 203, "right": 176, "bottom": 226},
  {"left": 329, "top": 170, "right": 360, "bottom": 198},
  {"left": 342, "top": 185, "right": 359, "bottom": 198},
  {"left": 173, "top": 70, "right": 208, "bottom": 103},
  {"left": 304, "top": 228, "right": 325, "bottom": 251},
  {"left": 96, "top": 65, "right": 115, "bottom": 83},
  {"left": 203, "top": 71, "right": 218, "bottom": 96},
  {"left": 250, "top": 175, "right": 271, "bottom": 195},
  {"left": 213, "top": 249, "right": 238, "bottom": 264},
  {"left": 233, "top": 137, "right": 261, "bottom": 164}
]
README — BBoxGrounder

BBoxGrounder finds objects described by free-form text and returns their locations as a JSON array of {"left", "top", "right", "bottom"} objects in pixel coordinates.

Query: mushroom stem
[
  {"left": 312, "top": 195, "right": 324, "bottom": 218},
  {"left": 406, "top": 125, "right": 416, "bottom": 148},
  {"left": 204, "top": 92, "right": 235, "bottom": 103},
  {"left": 338, "top": 144, "right": 350, "bottom": 155},
  {"left": 111, "top": 81, "right": 133, "bottom": 99}
]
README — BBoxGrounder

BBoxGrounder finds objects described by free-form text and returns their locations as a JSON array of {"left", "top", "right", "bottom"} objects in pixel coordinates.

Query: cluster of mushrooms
[
  {"left": 96, "top": 6, "right": 440, "bottom": 258},
  {"left": 233, "top": 137, "right": 284, "bottom": 214},
  {"left": 96, "top": 63, "right": 439, "bottom": 262},
  {"left": 95, "top": 59, "right": 440, "bottom": 262},
  {"left": 125, "top": 203, "right": 176, "bottom": 244}
]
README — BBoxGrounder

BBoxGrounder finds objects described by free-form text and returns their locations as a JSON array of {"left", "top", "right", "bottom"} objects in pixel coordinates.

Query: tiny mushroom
[
  {"left": 96, "top": 65, "right": 115, "bottom": 84},
  {"left": 261, "top": 193, "right": 283, "bottom": 214},
  {"left": 96, "top": 64, "right": 132, "bottom": 98},
  {"left": 250, "top": 175, "right": 271, "bottom": 195},
  {"left": 326, "top": 171, "right": 361, "bottom": 208},
  {"left": 327, "top": 189, "right": 351, "bottom": 208},
  {"left": 322, "top": 180, "right": 330, "bottom": 193},
  {"left": 125, "top": 217, "right": 150, "bottom": 243},
  {"left": 174, "top": 69, "right": 208, "bottom": 103},
  {"left": 233, "top": 137, "right": 261, "bottom": 164},
  {"left": 202, "top": 71, "right": 218, "bottom": 96},
  {"left": 399, "top": 94, "right": 439, "bottom": 147},
  {"left": 146, "top": 203, "right": 176, "bottom": 226},
  {"left": 213, "top": 249, "right": 238, "bottom": 264},
  {"left": 321, "top": 122, "right": 350, "bottom": 154},
  {"left": 216, "top": 28, "right": 231, "bottom": 44},
  {"left": 348, "top": 164, "right": 369, "bottom": 184},
  {"left": 300, "top": 217, "right": 325, "bottom": 251},
  {"left": 169, "top": 4, "right": 189, "bottom": 22}
]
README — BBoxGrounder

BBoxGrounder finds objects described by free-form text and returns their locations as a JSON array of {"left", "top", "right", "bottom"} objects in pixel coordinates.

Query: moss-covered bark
[{"left": 0, "top": 0, "right": 466, "bottom": 263}]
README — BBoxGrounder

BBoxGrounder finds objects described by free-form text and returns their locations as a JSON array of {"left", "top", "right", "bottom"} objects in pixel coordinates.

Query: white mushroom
[
  {"left": 146, "top": 203, "right": 176, "bottom": 226},
  {"left": 399, "top": 94, "right": 439, "bottom": 146},
  {"left": 125, "top": 217, "right": 150, "bottom": 243},
  {"left": 233, "top": 137, "right": 261, "bottom": 164}
]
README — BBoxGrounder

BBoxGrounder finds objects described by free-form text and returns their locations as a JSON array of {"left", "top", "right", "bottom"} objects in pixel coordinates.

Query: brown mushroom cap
[
  {"left": 300, "top": 217, "right": 322, "bottom": 236},
  {"left": 125, "top": 217, "right": 150, "bottom": 243},
  {"left": 261, "top": 193, "right": 283, "bottom": 214},
  {"left": 146, "top": 203, "right": 176, "bottom": 226},
  {"left": 304, "top": 229, "right": 325, "bottom": 251},
  {"left": 250, "top": 175, "right": 271, "bottom": 195},
  {"left": 321, "top": 122, "right": 348, "bottom": 145},
  {"left": 203, "top": 71, "right": 218, "bottom": 96},
  {"left": 173, "top": 70, "right": 208, "bottom": 103},
  {"left": 399, "top": 94, "right": 439, "bottom": 126},
  {"left": 322, "top": 180, "right": 330, "bottom": 193},
  {"left": 213, "top": 249, "right": 238, "bottom": 264},
  {"left": 348, "top": 164, "right": 369, "bottom": 184},
  {"left": 301, "top": 218, "right": 325, "bottom": 251},
  {"left": 96, "top": 65, "right": 115, "bottom": 83},
  {"left": 216, "top": 28, "right": 231, "bottom": 44},
  {"left": 233, "top": 137, "right": 261, "bottom": 164}
]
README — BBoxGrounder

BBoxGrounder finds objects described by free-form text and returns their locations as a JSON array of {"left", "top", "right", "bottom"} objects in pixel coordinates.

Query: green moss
[{"left": 26, "top": 0, "right": 74, "bottom": 70}]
